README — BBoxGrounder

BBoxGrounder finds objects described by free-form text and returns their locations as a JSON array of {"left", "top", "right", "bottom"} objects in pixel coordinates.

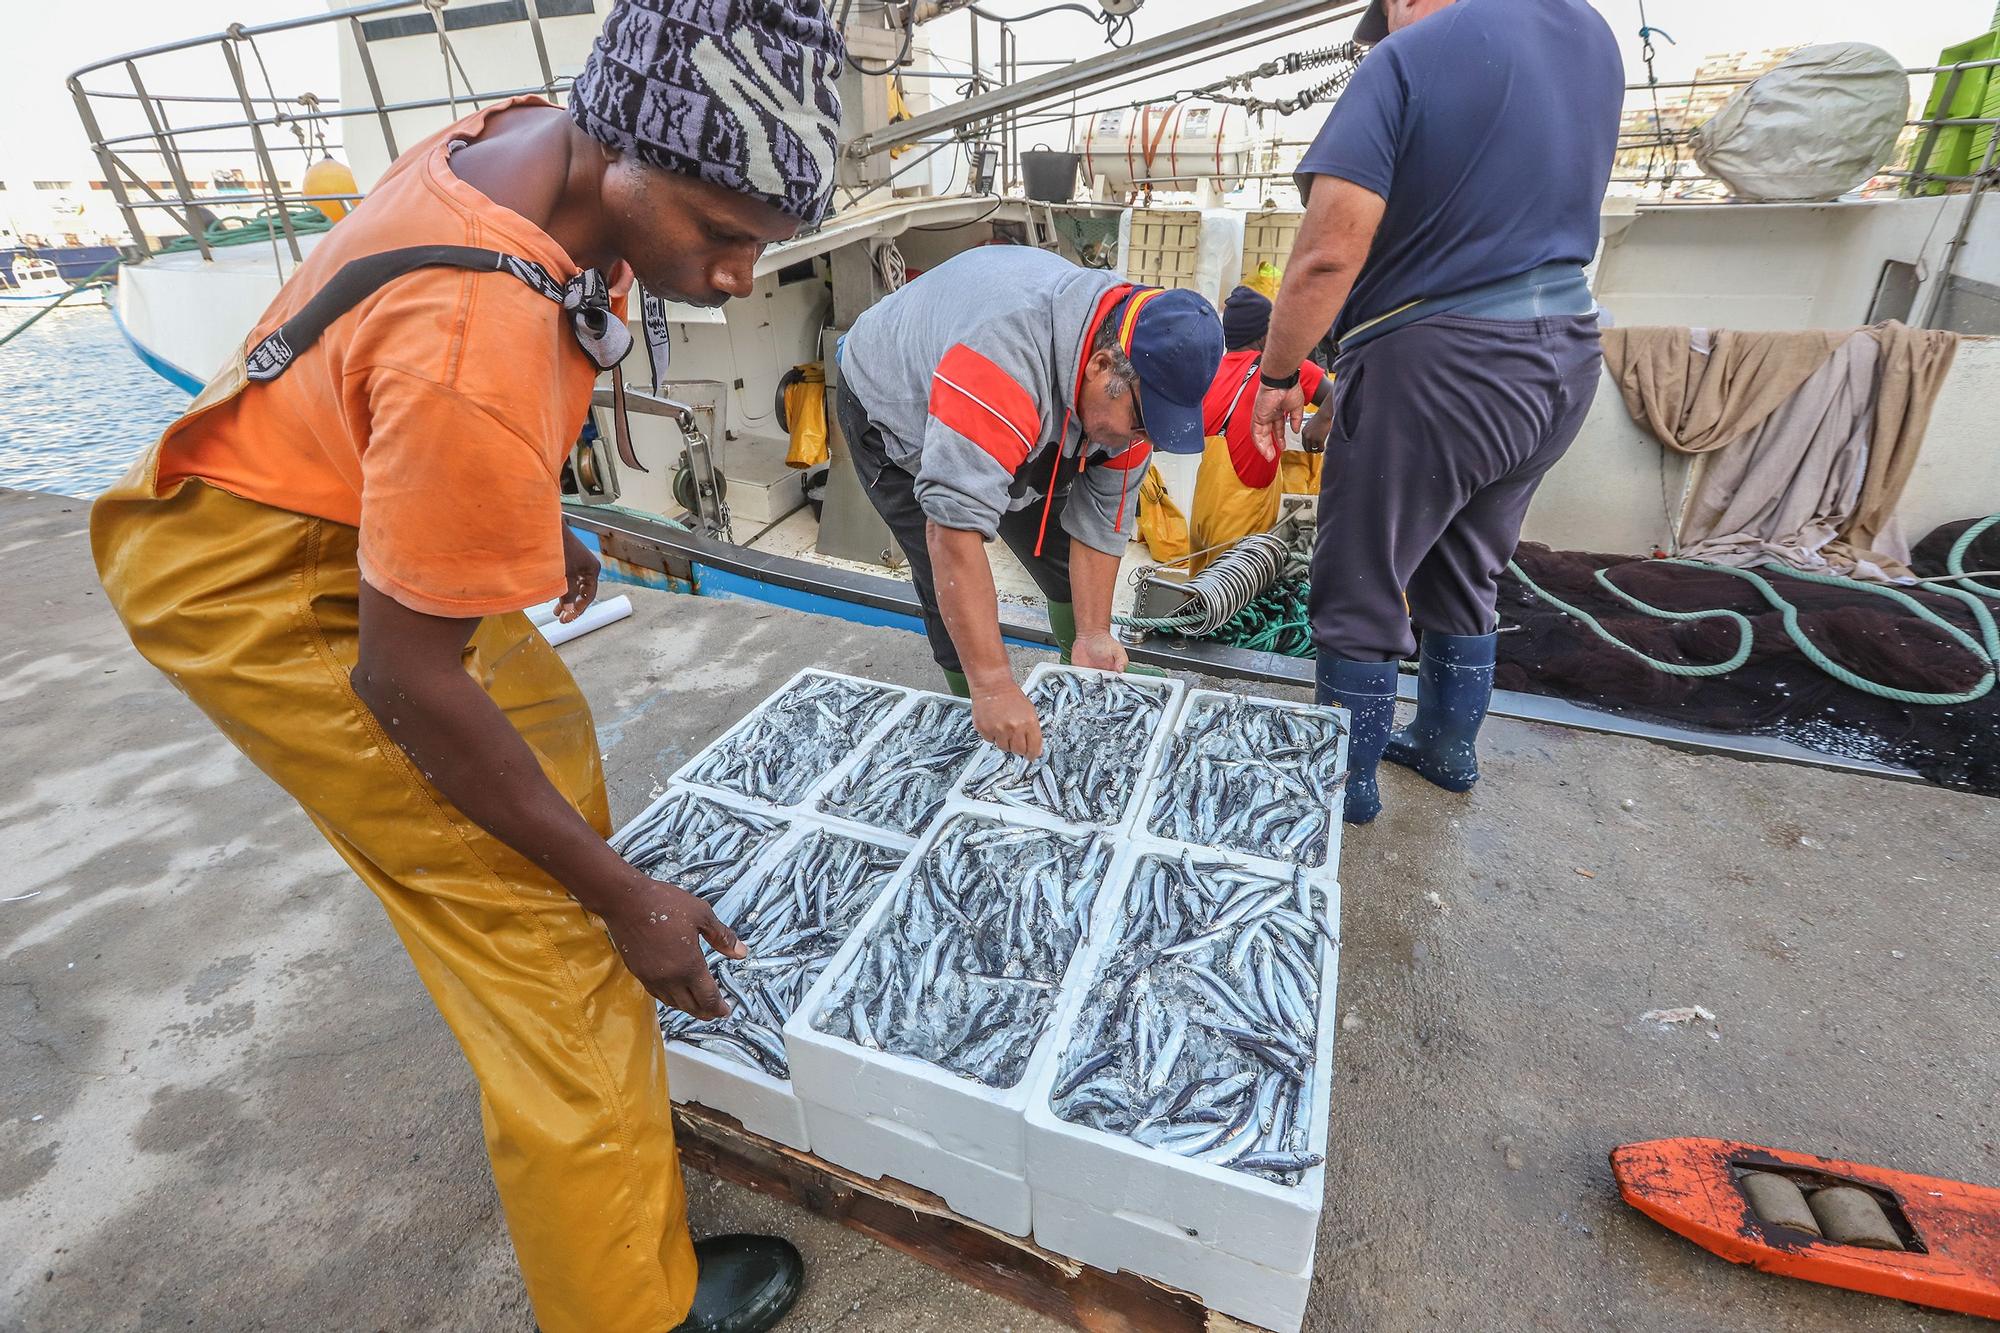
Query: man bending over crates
[{"left": 837, "top": 247, "right": 1224, "bottom": 757}]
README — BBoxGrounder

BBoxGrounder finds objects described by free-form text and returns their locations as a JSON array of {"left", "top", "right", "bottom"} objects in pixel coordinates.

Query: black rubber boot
[
  {"left": 669, "top": 1234, "right": 805, "bottom": 1333},
  {"left": 1383, "top": 631, "right": 1497, "bottom": 792},
  {"left": 1315, "top": 654, "right": 1400, "bottom": 825}
]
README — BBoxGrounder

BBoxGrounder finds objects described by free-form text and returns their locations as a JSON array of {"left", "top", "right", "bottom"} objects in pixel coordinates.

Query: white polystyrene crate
[
  {"left": 1031, "top": 1189, "right": 1313, "bottom": 1333},
  {"left": 1024, "top": 841, "right": 1340, "bottom": 1275},
  {"left": 671, "top": 667, "right": 912, "bottom": 813},
  {"left": 802, "top": 1102, "right": 1033, "bottom": 1237},
  {"left": 782, "top": 804, "right": 1131, "bottom": 1180},
  {"left": 950, "top": 663, "right": 1188, "bottom": 835},
  {"left": 809, "top": 689, "right": 986, "bottom": 841},
  {"left": 1137, "top": 687, "right": 1350, "bottom": 877},
  {"left": 657, "top": 815, "right": 918, "bottom": 1151}
]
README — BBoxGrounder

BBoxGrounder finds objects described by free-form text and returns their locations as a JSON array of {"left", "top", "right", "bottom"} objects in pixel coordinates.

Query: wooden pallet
[{"left": 672, "top": 1104, "right": 1266, "bottom": 1333}]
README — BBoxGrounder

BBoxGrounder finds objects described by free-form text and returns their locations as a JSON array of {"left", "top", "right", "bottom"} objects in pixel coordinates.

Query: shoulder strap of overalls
[{"left": 240, "top": 243, "right": 642, "bottom": 469}]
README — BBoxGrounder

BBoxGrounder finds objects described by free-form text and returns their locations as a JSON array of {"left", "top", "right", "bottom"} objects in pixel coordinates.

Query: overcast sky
[{"left": 4, "top": 0, "right": 1989, "bottom": 183}]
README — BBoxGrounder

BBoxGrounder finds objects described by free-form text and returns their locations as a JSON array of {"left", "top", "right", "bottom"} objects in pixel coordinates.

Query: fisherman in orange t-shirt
[{"left": 90, "top": 4, "right": 842, "bottom": 1330}]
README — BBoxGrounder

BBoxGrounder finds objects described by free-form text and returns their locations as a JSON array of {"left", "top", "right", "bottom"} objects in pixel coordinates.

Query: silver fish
[
  {"left": 812, "top": 812, "right": 1113, "bottom": 1089},
  {"left": 1049, "top": 851, "right": 1331, "bottom": 1186},
  {"left": 683, "top": 672, "right": 903, "bottom": 805},
  {"left": 817, "top": 696, "right": 982, "bottom": 836},
  {"left": 613, "top": 787, "right": 787, "bottom": 899},
  {"left": 660, "top": 827, "right": 906, "bottom": 1078},
  {"left": 1145, "top": 696, "right": 1346, "bottom": 866},
  {"left": 962, "top": 671, "right": 1171, "bottom": 827}
]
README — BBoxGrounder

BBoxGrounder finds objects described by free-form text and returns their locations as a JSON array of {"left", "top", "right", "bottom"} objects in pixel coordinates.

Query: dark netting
[
  {"left": 1496, "top": 539, "right": 1999, "bottom": 795},
  {"left": 1193, "top": 523, "right": 2000, "bottom": 795},
  {"left": 1912, "top": 516, "right": 2000, "bottom": 583}
]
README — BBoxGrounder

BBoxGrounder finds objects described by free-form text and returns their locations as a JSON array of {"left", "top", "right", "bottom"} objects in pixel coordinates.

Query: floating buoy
[{"left": 301, "top": 156, "right": 358, "bottom": 222}]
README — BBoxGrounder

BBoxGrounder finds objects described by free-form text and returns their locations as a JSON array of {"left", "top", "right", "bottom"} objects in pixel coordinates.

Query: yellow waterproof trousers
[{"left": 91, "top": 448, "right": 698, "bottom": 1332}]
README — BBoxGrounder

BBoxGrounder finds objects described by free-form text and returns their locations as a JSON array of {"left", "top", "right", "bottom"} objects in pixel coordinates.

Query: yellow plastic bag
[
  {"left": 1137, "top": 465, "right": 1190, "bottom": 563},
  {"left": 1245, "top": 261, "right": 1283, "bottom": 301},
  {"left": 1189, "top": 434, "right": 1281, "bottom": 574},
  {"left": 783, "top": 363, "right": 828, "bottom": 469}
]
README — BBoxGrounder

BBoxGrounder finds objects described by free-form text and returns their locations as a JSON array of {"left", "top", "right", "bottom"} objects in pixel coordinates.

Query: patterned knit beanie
[{"left": 570, "top": 0, "right": 845, "bottom": 226}]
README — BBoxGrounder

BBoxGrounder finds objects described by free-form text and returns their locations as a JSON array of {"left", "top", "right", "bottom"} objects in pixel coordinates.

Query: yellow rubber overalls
[{"left": 91, "top": 349, "right": 700, "bottom": 1331}]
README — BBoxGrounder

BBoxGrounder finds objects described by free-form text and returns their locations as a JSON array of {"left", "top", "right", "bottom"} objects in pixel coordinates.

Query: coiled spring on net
[{"left": 1119, "top": 532, "right": 1296, "bottom": 636}]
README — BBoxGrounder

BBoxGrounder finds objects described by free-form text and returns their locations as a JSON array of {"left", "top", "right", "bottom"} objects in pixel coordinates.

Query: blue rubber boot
[
  {"left": 1383, "top": 631, "right": 1498, "bottom": 793},
  {"left": 1315, "top": 655, "right": 1401, "bottom": 825}
]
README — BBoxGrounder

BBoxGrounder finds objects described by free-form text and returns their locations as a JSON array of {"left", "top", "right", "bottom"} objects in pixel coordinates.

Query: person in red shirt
[{"left": 1186, "top": 285, "right": 1334, "bottom": 570}]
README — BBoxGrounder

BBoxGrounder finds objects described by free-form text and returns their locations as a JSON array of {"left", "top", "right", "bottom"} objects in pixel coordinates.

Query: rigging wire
[
  {"left": 1634, "top": 0, "right": 1678, "bottom": 188},
  {"left": 1145, "top": 41, "right": 1362, "bottom": 117}
]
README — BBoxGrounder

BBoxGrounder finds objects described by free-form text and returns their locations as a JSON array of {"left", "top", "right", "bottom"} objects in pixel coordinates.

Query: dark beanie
[
  {"left": 569, "top": 0, "right": 845, "bottom": 226},
  {"left": 1221, "top": 285, "right": 1273, "bottom": 350}
]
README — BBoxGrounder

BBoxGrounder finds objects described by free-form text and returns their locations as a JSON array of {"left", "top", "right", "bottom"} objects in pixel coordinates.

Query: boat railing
[
  {"left": 66, "top": 0, "right": 570, "bottom": 264},
  {"left": 67, "top": 3, "right": 2000, "bottom": 267}
]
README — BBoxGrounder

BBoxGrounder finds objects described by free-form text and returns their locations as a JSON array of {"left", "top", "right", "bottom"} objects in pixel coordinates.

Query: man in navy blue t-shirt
[{"left": 1250, "top": 0, "right": 1622, "bottom": 825}]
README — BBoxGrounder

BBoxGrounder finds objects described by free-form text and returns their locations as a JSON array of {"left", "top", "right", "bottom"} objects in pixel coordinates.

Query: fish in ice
[
  {"left": 683, "top": 672, "right": 902, "bottom": 805},
  {"left": 812, "top": 812, "right": 1113, "bottom": 1089},
  {"left": 817, "top": 695, "right": 982, "bottom": 836},
  {"left": 1050, "top": 851, "right": 1334, "bottom": 1186},
  {"left": 1146, "top": 696, "right": 1345, "bottom": 866},
  {"left": 661, "top": 826, "right": 907, "bottom": 1078}
]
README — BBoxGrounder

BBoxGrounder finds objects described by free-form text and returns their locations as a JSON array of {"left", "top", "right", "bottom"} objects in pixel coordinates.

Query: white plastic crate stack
[
  {"left": 783, "top": 803, "right": 1130, "bottom": 1235},
  {"left": 1024, "top": 689, "right": 1349, "bottom": 1333},
  {"left": 613, "top": 666, "right": 1350, "bottom": 1330}
]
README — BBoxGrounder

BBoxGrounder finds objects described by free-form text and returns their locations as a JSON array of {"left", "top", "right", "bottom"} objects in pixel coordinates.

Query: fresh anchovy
[
  {"left": 812, "top": 812, "right": 1113, "bottom": 1089},
  {"left": 683, "top": 672, "right": 903, "bottom": 805},
  {"left": 1146, "top": 696, "right": 1346, "bottom": 867},
  {"left": 961, "top": 671, "right": 1170, "bottom": 827},
  {"left": 1049, "top": 852, "right": 1332, "bottom": 1186},
  {"left": 612, "top": 787, "right": 786, "bottom": 898},
  {"left": 661, "top": 827, "right": 906, "bottom": 1079},
  {"left": 817, "top": 696, "right": 982, "bottom": 836}
]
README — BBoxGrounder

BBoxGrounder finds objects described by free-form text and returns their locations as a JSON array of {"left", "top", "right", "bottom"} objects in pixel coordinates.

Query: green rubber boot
[
  {"left": 942, "top": 668, "right": 972, "bottom": 699},
  {"left": 1048, "top": 599, "right": 1166, "bottom": 676},
  {"left": 1047, "top": 600, "right": 1078, "bottom": 664}
]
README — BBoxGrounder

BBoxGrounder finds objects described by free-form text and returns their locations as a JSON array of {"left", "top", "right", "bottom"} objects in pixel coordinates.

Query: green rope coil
[{"left": 157, "top": 206, "right": 336, "bottom": 255}]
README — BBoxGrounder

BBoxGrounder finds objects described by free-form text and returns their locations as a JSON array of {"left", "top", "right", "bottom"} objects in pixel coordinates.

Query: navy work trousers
[{"left": 1312, "top": 313, "right": 1602, "bottom": 663}]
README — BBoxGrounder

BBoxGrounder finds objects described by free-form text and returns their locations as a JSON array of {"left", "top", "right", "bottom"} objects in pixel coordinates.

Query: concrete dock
[{"left": 2, "top": 486, "right": 1993, "bottom": 1332}]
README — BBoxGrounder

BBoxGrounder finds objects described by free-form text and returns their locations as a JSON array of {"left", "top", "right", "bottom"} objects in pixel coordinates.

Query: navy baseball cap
[
  {"left": 1356, "top": 0, "right": 1388, "bottom": 43},
  {"left": 1123, "top": 287, "right": 1224, "bottom": 456}
]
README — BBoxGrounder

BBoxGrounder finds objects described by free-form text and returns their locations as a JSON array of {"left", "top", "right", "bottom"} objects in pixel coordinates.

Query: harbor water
[{"left": 0, "top": 302, "right": 190, "bottom": 498}]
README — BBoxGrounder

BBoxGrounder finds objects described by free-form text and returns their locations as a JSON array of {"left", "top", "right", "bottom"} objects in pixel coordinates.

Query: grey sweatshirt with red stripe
[{"left": 838, "top": 246, "right": 1147, "bottom": 556}]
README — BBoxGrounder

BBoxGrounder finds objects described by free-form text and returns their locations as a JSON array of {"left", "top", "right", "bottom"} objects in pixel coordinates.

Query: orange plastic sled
[{"left": 1612, "top": 1137, "right": 2000, "bottom": 1321}]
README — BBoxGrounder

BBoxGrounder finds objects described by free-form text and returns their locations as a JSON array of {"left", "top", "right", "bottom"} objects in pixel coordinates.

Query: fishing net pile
[{"left": 1188, "top": 524, "right": 2000, "bottom": 795}]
